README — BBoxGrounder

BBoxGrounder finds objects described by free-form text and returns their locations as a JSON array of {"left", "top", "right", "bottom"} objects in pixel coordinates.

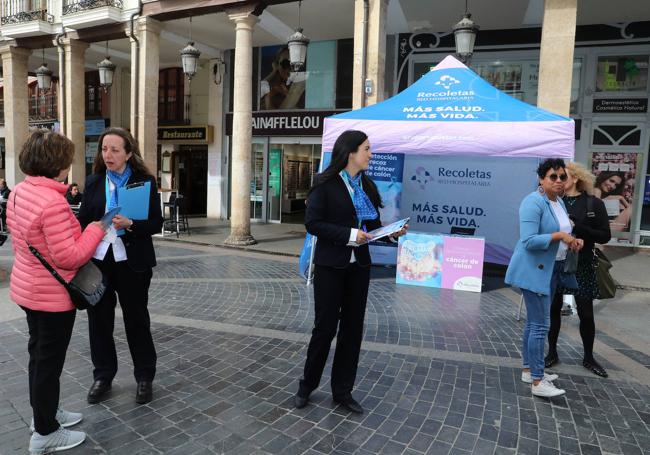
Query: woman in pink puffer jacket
[{"left": 7, "top": 130, "right": 106, "bottom": 454}]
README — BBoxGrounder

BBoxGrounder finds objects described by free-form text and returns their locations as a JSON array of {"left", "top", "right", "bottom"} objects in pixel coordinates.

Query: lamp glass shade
[
  {"left": 97, "top": 56, "right": 116, "bottom": 88},
  {"left": 181, "top": 42, "right": 201, "bottom": 79},
  {"left": 453, "top": 14, "right": 479, "bottom": 60},
  {"left": 287, "top": 28, "right": 309, "bottom": 71},
  {"left": 35, "top": 63, "right": 52, "bottom": 91}
]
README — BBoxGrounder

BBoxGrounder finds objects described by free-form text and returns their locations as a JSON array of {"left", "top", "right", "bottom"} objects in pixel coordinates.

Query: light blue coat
[{"left": 505, "top": 190, "right": 578, "bottom": 295}]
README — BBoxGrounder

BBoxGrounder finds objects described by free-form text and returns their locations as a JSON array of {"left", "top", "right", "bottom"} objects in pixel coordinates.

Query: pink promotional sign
[{"left": 396, "top": 233, "right": 484, "bottom": 293}]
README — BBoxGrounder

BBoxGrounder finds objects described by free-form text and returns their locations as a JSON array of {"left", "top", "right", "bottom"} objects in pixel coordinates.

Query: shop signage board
[
  {"left": 226, "top": 110, "right": 341, "bottom": 136},
  {"left": 593, "top": 98, "right": 648, "bottom": 114},
  {"left": 85, "top": 119, "right": 108, "bottom": 136},
  {"left": 158, "top": 125, "right": 214, "bottom": 144},
  {"left": 396, "top": 232, "right": 485, "bottom": 293}
]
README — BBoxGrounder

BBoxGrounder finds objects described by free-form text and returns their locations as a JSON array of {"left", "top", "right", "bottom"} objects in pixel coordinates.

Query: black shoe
[
  {"left": 333, "top": 396, "right": 364, "bottom": 414},
  {"left": 293, "top": 394, "right": 309, "bottom": 409},
  {"left": 544, "top": 353, "right": 559, "bottom": 369},
  {"left": 583, "top": 359, "right": 608, "bottom": 378},
  {"left": 87, "top": 380, "right": 111, "bottom": 404},
  {"left": 135, "top": 381, "right": 153, "bottom": 404}
]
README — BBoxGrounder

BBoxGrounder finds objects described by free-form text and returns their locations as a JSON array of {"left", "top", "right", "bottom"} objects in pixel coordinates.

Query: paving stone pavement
[{"left": 0, "top": 242, "right": 649, "bottom": 455}]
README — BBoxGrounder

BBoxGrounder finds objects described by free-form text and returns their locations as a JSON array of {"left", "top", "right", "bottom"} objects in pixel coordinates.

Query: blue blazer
[{"left": 505, "top": 190, "right": 577, "bottom": 295}]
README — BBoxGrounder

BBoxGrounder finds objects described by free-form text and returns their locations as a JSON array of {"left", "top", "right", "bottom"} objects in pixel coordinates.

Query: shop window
[
  {"left": 596, "top": 56, "right": 649, "bottom": 92},
  {"left": 159, "top": 68, "right": 184, "bottom": 124},
  {"left": 255, "top": 39, "right": 352, "bottom": 111},
  {"left": 28, "top": 80, "right": 58, "bottom": 120},
  {"left": 85, "top": 72, "right": 103, "bottom": 118}
]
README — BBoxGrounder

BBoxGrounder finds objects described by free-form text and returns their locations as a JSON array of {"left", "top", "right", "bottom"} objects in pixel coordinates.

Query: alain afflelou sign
[{"left": 225, "top": 110, "right": 342, "bottom": 136}]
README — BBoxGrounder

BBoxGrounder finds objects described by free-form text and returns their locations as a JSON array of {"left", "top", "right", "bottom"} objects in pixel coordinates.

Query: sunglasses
[
  {"left": 547, "top": 173, "right": 568, "bottom": 182},
  {"left": 279, "top": 59, "right": 291, "bottom": 69}
]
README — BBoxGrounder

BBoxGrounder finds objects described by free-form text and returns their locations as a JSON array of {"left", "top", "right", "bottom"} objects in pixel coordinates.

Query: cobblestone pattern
[
  {"left": 0, "top": 319, "right": 648, "bottom": 455},
  {"left": 149, "top": 253, "right": 610, "bottom": 370}
]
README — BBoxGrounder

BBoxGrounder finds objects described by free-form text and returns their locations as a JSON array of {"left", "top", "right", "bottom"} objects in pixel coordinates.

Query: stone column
[
  {"left": 61, "top": 38, "right": 89, "bottom": 186},
  {"left": 0, "top": 46, "right": 31, "bottom": 187},
  {"left": 108, "top": 66, "right": 124, "bottom": 128},
  {"left": 352, "top": 0, "right": 388, "bottom": 109},
  {"left": 135, "top": 17, "right": 161, "bottom": 176},
  {"left": 225, "top": 10, "right": 259, "bottom": 245},
  {"left": 207, "top": 56, "right": 225, "bottom": 219},
  {"left": 537, "top": 0, "right": 577, "bottom": 116}
]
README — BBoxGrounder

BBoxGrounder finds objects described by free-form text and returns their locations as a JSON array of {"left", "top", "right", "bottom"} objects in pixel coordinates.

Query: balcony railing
[
  {"left": 63, "top": 0, "right": 123, "bottom": 15},
  {"left": 1, "top": 0, "right": 52, "bottom": 25}
]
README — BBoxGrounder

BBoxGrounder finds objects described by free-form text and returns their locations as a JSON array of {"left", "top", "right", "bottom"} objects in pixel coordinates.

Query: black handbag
[
  {"left": 563, "top": 249, "right": 579, "bottom": 274},
  {"left": 28, "top": 245, "right": 106, "bottom": 310}
]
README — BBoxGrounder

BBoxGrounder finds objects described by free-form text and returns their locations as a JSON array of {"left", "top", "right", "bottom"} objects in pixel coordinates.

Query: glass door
[
  {"left": 250, "top": 140, "right": 268, "bottom": 221},
  {"left": 268, "top": 146, "right": 282, "bottom": 222}
]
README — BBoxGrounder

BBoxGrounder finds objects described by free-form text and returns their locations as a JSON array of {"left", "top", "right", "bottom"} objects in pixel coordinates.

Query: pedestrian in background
[
  {"left": 546, "top": 161, "right": 611, "bottom": 377},
  {"left": 65, "top": 183, "right": 83, "bottom": 206},
  {"left": 7, "top": 130, "right": 106, "bottom": 454},
  {"left": 294, "top": 130, "right": 406, "bottom": 413},
  {"left": 505, "top": 158, "right": 583, "bottom": 398},
  {"left": 78, "top": 127, "right": 163, "bottom": 406}
]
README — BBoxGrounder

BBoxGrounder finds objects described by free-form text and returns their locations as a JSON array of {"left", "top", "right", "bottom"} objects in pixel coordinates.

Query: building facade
[{"left": 1, "top": 0, "right": 649, "bottom": 247}]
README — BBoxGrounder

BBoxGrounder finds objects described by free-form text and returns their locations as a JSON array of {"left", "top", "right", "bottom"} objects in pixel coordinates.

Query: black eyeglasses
[
  {"left": 279, "top": 59, "right": 291, "bottom": 69},
  {"left": 547, "top": 173, "right": 568, "bottom": 182}
]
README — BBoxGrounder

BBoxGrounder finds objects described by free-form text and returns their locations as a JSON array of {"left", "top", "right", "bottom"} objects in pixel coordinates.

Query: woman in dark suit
[
  {"left": 546, "top": 162, "right": 611, "bottom": 377},
  {"left": 78, "top": 127, "right": 163, "bottom": 405},
  {"left": 294, "top": 130, "right": 406, "bottom": 414}
]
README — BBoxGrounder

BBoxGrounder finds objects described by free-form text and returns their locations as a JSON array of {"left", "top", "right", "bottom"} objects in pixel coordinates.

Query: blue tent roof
[{"left": 332, "top": 56, "right": 570, "bottom": 123}]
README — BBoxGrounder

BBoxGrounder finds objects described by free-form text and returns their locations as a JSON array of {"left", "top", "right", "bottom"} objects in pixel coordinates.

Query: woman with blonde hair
[{"left": 546, "top": 161, "right": 611, "bottom": 377}]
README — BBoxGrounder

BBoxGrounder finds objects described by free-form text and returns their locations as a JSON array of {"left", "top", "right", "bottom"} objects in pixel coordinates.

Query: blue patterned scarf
[
  {"left": 342, "top": 170, "right": 378, "bottom": 222},
  {"left": 106, "top": 163, "right": 132, "bottom": 210}
]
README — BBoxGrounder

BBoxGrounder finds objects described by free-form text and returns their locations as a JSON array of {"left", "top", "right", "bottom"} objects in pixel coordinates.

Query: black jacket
[
  {"left": 305, "top": 176, "right": 383, "bottom": 268},
  {"left": 564, "top": 192, "right": 611, "bottom": 261},
  {"left": 78, "top": 172, "right": 163, "bottom": 272}
]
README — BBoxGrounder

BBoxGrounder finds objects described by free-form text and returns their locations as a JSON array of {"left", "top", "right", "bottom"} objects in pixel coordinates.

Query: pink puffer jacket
[{"left": 7, "top": 176, "right": 105, "bottom": 312}]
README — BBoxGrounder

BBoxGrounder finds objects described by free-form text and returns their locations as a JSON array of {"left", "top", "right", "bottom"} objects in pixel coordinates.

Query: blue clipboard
[{"left": 117, "top": 181, "right": 150, "bottom": 220}]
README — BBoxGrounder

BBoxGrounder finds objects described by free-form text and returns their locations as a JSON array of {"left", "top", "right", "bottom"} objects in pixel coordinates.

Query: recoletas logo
[
  {"left": 434, "top": 75, "right": 460, "bottom": 90},
  {"left": 411, "top": 166, "right": 432, "bottom": 190}
]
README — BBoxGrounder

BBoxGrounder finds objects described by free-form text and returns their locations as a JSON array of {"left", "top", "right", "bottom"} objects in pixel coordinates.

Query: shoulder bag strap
[{"left": 13, "top": 188, "right": 69, "bottom": 287}]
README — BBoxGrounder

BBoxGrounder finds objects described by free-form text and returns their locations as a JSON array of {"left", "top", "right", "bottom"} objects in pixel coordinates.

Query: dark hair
[
  {"left": 595, "top": 171, "right": 625, "bottom": 196},
  {"left": 93, "top": 127, "right": 153, "bottom": 176},
  {"left": 19, "top": 130, "right": 75, "bottom": 179},
  {"left": 309, "top": 130, "right": 382, "bottom": 208},
  {"left": 536, "top": 158, "right": 566, "bottom": 179}
]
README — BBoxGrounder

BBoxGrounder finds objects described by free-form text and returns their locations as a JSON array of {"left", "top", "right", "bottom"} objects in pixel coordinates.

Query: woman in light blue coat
[{"left": 505, "top": 158, "right": 583, "bottom": 398}]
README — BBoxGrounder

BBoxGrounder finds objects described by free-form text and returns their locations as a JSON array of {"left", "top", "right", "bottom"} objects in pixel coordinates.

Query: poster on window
[
  {"left": 259, "top": 45, "right": 306, "bottom": 110},
  {"left": 591, "top": 152, "right": 640, "bottom": 235}
]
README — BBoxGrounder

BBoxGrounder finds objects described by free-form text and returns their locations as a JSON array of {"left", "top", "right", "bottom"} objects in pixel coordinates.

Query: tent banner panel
[{"left": 321, "top": 151, "right": 539, "bottom": 264}]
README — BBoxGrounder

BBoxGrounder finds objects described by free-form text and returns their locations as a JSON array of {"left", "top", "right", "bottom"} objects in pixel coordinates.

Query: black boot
[{"left": 87, "top": 380, "right": 112, "bottom": 404}]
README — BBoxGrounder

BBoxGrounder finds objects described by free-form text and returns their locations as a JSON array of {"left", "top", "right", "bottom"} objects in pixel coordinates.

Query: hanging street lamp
[
  {"left": 181, "top": 16, "right": 201, "bottom": 80},
  {"left": 35, "top": 48, "right": 52, "bottom": 92},
  {"left": 287, "top": 0, "right": 309, "bottom": 71},
  {"left": 98, "top": 41, "right": 116, "bottom": 91},
  {"left": 453, "top": 0, "right": 479, "bottom": 64}
]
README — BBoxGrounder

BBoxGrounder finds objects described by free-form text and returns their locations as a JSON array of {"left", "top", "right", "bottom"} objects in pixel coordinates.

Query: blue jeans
[{"left": 521, "top": 262, "right": 562, "bottom": 380}]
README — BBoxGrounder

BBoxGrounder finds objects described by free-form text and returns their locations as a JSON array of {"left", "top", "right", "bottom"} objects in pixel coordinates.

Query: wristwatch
[{"left": 126, "top": 220, "right": 134, "bottom": 232}]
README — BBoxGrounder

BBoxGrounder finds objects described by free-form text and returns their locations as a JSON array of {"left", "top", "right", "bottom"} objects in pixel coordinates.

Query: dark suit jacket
[
  {"left": 564, "top": 193, "right": 611, "bottom": 262},
  {"left": 305, "top": 176, "right": 384, "bottom": 268},
  {"left": 78, "top": 172, "right": 163, "bottom": 272}
]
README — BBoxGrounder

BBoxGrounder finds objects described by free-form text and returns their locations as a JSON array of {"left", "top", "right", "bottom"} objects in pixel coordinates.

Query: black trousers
[
  {"left": 88, "top": 247, "right": 156, "bottom": 383},
  {"left": 548, "top": 291, "right": 596, "bottom": 361},
  {"left": 23, "top": 307, "right": 76, "bottom": 436},
  {"left": 299, "top": 262, "right": 370, "bottom": 399}
]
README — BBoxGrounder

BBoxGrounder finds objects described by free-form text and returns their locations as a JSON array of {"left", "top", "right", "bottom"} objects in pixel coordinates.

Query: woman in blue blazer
[{"left": 505, "top": 158, "right": 582, "bottom": 398}]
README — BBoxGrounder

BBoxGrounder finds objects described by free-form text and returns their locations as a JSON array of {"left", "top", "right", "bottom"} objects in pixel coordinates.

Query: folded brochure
[{"left": 350, "top": 217, "right": 409, "bottom": 247}]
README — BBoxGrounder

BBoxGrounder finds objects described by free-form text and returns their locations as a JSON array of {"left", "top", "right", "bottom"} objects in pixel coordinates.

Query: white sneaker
[
  {"left": 532, "top": 379, "right": 566, "bottom": 397},
  {"left": 29, "top": 427, "right": 86, "bottom": 454},
  {"left": 521, "top": 371, "right": 559, "bottom": 384},
  {"left": 30, "top": 409, "right": 83, "bottom": 433}
]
